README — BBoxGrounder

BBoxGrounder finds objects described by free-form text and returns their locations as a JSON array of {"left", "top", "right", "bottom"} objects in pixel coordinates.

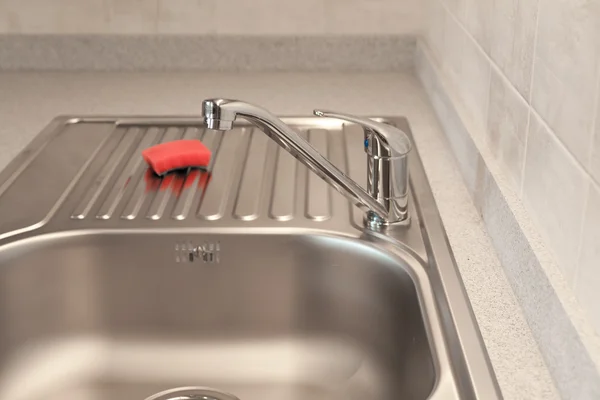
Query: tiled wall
[
  {"left": 0, "top": 0, "right": 423, "bottom": 35},
  {"left": 423, "top": 0, "right": 600, "bottom": 335}
]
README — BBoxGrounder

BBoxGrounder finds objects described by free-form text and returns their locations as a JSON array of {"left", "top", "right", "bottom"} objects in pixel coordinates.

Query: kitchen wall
[
  {"left": 422, "top": 0, "right": 600, "bottom": 336},
  {"left": 0, "top": 0, "right": 423, "bottom": 35}
]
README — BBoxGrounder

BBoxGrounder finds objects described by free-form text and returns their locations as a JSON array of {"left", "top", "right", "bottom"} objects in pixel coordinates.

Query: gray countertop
[{"left": 0, "top": 71, "right": 558, "bottom": 399}]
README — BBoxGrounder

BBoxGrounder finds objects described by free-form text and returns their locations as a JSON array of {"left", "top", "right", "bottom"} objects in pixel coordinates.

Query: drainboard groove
[
  {"left": 197, "top": 127, "right": 249, "bottom": 220},
  {"left": 305, "top": 128, "right": 332, "bottom": 221},
  {"left": 145, "top": 127, "right": 188, "bottom": 220},
  {"left": 118, "top": 127, "right": 168, "bottom": 220},
  {"left": 171, "top": 127, "right": 207, "bottom": 220},
  {"left": 269, "top": 143, "right": 297, "bottom": 221},
  {"left": 233, "top": 127, "right": 270, "bottom": 221},
  {"left": 71, "top": 126, "right": 142, "bottom": 220}
]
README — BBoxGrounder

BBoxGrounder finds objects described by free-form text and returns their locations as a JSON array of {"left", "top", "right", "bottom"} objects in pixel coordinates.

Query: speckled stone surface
[
  {"left": 0, "top": 71, "right": 558, "bottom": 399},
  {"left": 0, "top": 35, "right": 415, "bottom": 71}
]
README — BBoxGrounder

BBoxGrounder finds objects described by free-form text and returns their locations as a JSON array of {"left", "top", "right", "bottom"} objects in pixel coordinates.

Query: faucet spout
[{"left": 202, "top": 99, "right": 411, "bottom": 228}]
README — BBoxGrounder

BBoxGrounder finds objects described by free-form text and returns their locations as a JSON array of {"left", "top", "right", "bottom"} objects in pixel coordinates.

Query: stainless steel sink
[{"left": 0, "top": 117, "right": 502, "bottom": 400}]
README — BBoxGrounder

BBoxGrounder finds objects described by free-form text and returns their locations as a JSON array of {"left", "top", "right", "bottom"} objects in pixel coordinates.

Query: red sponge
[{"left": 142, "top": 139, "right": 212, "bottom": 176}]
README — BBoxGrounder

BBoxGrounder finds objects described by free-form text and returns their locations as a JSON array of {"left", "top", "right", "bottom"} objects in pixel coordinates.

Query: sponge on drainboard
[{"left": 142, "top": 139, "right": 212, "bottom": 176}]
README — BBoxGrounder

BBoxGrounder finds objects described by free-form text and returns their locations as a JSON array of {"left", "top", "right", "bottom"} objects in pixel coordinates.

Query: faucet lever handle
[{"left": 313, "top": 110, "right": 411, "bottom": 158}]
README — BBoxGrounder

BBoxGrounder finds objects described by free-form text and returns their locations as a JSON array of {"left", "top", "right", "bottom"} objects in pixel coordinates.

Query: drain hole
[{"left": 145, "top": 387, "right": 240, "bottom": 400}]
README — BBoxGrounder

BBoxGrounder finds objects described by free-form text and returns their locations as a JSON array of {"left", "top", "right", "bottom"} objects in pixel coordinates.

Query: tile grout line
[
  {"left": 520, "top": 106, "right": 532, "bottom": 197},
  {"left": 587, "top": 62, "right": 600, "bottom": 185},
  {"left": 483, "top": 52, "right": 492, "bottom": 149},
  {"left": 572, "top": 179, "right": 592, "bottom": 295},
  {"left": 489, "top": 60, "right": 528, "bottom": 146},
  {"left": 527, "top": 0, "right": 542, "bottom": 106},
  {"left": 154, "top": 0, "right": 160, "bottom": 33},
  {"left": 521, "top": 0, "right": 542, "bottom": 197}
]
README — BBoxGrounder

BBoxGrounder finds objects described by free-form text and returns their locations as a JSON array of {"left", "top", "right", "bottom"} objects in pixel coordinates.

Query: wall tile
[
  {"left": 424, "top": 0, "right": 447, "bottom": 65},
  {"left": 0, "top": 2, "right": 5, "bottom": 33},
  {"left": 532, "top": 0, "right": 600, "bottom": 167},
  {"left": 532, "top": 57, "right": 596, "bottom": 169},
  {"left": 487, "top": 68, "right": 528, "bottom": 189},
  {"left": 461, "top": 0, "right": 492, "bottom": 53},
  {"left": 440, "top": 8, "right": 465, "bottom": 84},
  {"left": 536, "top": 0, "right": 600, "bottom": 95},
  {"left": 57, "top": 0, "right": 109, "bottom": 33},
  {"left": 441, "top": 0, "right": 462, "bottom": 16},
  {"left": 575, "top": 182, "right": 600, "bottom": 334},
  {"left": 439, "top": 0, "right": 491, "bottom": 53},
  {"left": 214, "top": 0, "right": 325, "bottom": 35},
  {"left": 450, "top": 33, "right": 491, "bottom": 135},
  {"left": 105, "top": 0, "right": 158, "bottom": 33},
  {"left": 157, "top": 0, "right": 215, "bottom": 34},
  {"left": 438, "top": 13, "right": 491, "bottom": 135},
  {"left": 458, "top": 35, "right": 491, "bottom": 134},
  {"left": 324, "top": 0, "right": 423, "bottom": 35},
  {"left": 490, "top": 0, "right": 538, "bottom": 100},
  {"left": 522, "top": 112, "right": 588, "bottom": 283},
  {"left": 591, "top": 98, "right": 600, "bottom": 184},
  {"left": 0, "top": 0, "right": 108, "bottom": 33},
  {"left": 0, "top": 0, "right": 57, "bottom": 32}
]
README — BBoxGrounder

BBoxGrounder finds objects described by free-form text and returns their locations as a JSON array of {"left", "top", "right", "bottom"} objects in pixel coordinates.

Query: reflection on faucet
[{"left": 202, "top": 99, "right": 412, "bottom": 229}]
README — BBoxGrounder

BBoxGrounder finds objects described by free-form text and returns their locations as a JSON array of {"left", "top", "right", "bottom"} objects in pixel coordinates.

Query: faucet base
[{"left": 364, "top": 211, "right": 411, "bottom": 230}]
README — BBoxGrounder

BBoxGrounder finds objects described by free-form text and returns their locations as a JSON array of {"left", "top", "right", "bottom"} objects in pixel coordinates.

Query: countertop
[{"left": 0, "top": 71, "right": 559, "bottom": 399}]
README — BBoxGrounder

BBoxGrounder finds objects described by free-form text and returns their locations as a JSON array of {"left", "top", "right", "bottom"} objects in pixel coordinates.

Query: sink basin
[
  {"left": 0, "top": 233, "right": 434, "bottom": 400},
  {"left": 0, "top": 116, "right": 502, "bottom": 400}
]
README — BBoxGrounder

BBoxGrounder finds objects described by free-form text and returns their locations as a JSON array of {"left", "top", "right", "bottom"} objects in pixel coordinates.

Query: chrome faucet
[{"left": 202, "top": 99, "right": 412, "bottom": 228}]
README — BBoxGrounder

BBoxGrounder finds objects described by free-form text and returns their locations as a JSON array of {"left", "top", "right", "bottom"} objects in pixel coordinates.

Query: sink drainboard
[{"left": 145, "top": 387, "right": 240, "bottom": 400}]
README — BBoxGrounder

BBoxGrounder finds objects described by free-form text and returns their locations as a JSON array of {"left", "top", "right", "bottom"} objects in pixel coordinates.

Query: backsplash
[
  {"left": 0, "top": 0, "right": 424, "bottom": 35},
  {"left": 423, "top": 0, "right": 600, "bottom": 342}
]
